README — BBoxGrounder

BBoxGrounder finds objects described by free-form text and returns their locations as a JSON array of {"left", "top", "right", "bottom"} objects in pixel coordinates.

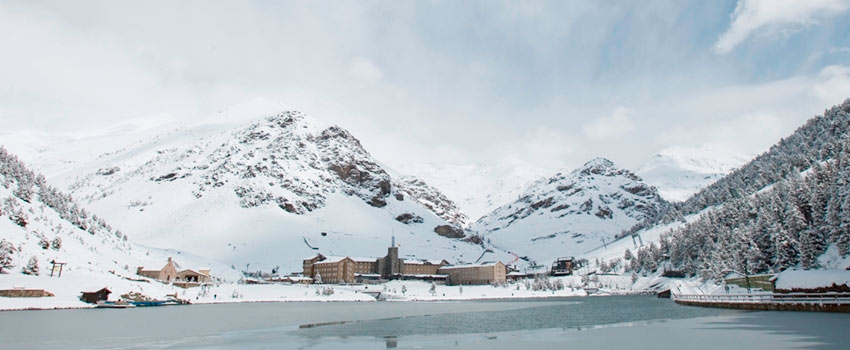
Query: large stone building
[
  {"left": 438, "top": 261, "right": 506, "bottom": 285},
  {"left": 302, "top": 243, "right": 449, "bottom": 284},
  {"left": 136, "top": 257, "right": 211, "bottom": 288},
  {"left": 311, "top": 256, "right": 355, "bottom": 284}
]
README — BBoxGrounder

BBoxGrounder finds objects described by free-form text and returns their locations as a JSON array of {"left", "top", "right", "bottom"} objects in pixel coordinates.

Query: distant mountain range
[{"left": 4, "top": 100, "right": 849, "bottom": 276}]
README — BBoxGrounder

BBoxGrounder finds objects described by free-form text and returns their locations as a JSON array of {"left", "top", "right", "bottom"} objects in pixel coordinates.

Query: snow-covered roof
[
  {"left": 774, "top": 270, "right": 850, "bottom": 290},
  {"left": 178, "top": 268, "right": 210, "bottom": 276},
  {"left": 439, "top": 262, "right": 504, "bottom": 270},
  {"left": 349, "top": 257, "right": 378, "bottom": 262},
  {"left": 315, "top": 256, "right": 352, "bottom": 264},
  {"left": 303, "top": 254, "right": 324, "bottom": 261},
  {"left": 404, "top": 259, "right": 447, "bottom": 265}
]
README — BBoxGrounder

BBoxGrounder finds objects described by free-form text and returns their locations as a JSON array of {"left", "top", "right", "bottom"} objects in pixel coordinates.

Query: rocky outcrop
[
  {"left": 395, "top": 176, "right": 469, "bottom": 227},
  {"left": 395, "top": 213, "right": 424, "bottom": 225},
  {"left": 434, "top": 225, "right": 465, "bottom": 239}
]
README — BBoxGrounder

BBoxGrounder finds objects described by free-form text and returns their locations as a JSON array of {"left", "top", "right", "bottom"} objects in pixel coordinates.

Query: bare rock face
[
  {"left": 395, "top": 213, "right": 424, "bottom": 225},
  {"left": 434, "top": 225, "right": 465, "bottom": 239},
  {"left": 395, "top": 176, "right": 469, "bottom": 227}
]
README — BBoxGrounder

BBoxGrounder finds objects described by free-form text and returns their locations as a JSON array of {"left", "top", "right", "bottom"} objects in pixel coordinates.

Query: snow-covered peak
[
  {"left": 637, "top": 145, "right": 751, "bottom": 202},
  {"left": 580, "top": 157, "right": 616, "bottom": 171},
  {"left": 472, "top": 158, "right": 671, "bottom": 266},
  {"left": 44, "top": 110, "right": 495, "bottom": 271}
]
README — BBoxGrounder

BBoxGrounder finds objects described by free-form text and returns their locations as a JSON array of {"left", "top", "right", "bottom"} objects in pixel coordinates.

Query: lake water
[{"left": 1, "top": 296, "right": 848, "bottom": 349}]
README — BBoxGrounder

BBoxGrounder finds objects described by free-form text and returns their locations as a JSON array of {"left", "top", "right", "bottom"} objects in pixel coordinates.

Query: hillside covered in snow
[
  {"left": 593, "top": 101, "right": 850, "bottom": 279},
  {"left": 51, "top": 112, "right": 504, "bottom": 273},
  {"left": 0, "top": 146, "right": 135, "bottom": 276}
]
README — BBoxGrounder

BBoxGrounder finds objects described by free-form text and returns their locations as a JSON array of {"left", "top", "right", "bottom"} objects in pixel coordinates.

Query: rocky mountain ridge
[
  {"left": 472, "top": 157, "right": 675, "bottom": 266},
  {"left": 56, "top": 111, "right": 494, "bottom": 271}
]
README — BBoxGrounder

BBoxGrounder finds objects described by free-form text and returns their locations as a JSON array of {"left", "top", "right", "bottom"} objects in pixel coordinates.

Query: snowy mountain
[
  {"left": 397, "top": 160, "right": 546, "bottom": 222},
  {"left": 636, "top": 145, "right": 751, "bottom": 202},
  {"left": 590, "top": 100, "right": 850, "bottom": 279},
  {"left": 472, "top": 158, "right": 674, "bottom": 266},
  {"left": 53, "top": 112, "right": 502, "bottom": 273}
]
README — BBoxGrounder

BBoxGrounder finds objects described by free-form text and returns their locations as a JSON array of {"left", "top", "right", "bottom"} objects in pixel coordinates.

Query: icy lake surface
[{"left": 2, "top": 295, "right": 848, "bottom": 349}]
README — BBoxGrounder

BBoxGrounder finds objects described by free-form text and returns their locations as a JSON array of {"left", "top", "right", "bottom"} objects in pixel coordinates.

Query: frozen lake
[{"left": 1, "top": 295, "right": 848, "bottom": 349}]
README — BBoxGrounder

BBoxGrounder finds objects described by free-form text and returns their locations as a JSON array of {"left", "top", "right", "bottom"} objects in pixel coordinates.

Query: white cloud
[
  {"left": 581, "top": 107, "right": 635, "bottom": 140},
  {"left": 811, "top": 65, "right": 850, "bottom": 103},
  {"left": 714, "top": 0, "right": 850, "bottom": 54},
  {"left": 349, "top": 57, "right": 383, "bottom": 83}
]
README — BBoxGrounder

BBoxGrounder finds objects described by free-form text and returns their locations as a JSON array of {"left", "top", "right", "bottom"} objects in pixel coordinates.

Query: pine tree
[
  {"left": 624, "top": 248, "right": 634, "bottom": 261},
  {"left": 772, "top": 227, "right": 798, "bottom": 271},
  {"left": 23, "top": 256, "right": 39, "bottom": 275},
  {"left": 0, "top": 239, "right": 15, "bottom": 273}
]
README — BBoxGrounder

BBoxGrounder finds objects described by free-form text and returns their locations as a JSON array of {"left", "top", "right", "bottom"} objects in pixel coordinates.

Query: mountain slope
[
  {"left": 591, "top": 100, "right": 850, "bottom": 279},
  {"left": 0, "top": 146, "right": 135, "bottom": 275},
  {"left": 679, "top": 100, "right": 850, "bottom": 215},
  {"left": 58, "top": 112, "right": 501, "bottom": 272},
  {"left": 472, "top": 158, "right": 674, "bottom": 266},
  {"left": 637, "top": 145, "right": 750, "bottom": 202}
]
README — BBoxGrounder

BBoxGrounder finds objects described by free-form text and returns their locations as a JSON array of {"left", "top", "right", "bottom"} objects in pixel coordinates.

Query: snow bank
[{"left": 0, "top": 272, "right": 374, "bottom": 311}]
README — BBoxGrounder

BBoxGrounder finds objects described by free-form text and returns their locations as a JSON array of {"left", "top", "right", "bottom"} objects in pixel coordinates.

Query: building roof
[
  {"left": 439, "top": 261, "right": 504, "bottom": 270},
  {"left": 314, "top": 256, "right": 354, "bottom": 264},
  {"left": 349, "top": 257, "right": 378, "bottom": 263},
  {"left": 403, "top": 259, "right": 447, "bottom": 265},
  {"left": 303, "top": 254, "right": 325, "bottom": 261},
  {"left": 178, "top": 268, "right": 210, "bottom": 276}
]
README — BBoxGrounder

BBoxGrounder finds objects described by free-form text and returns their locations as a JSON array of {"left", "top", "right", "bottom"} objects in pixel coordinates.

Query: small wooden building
[{"left": 80, "top": 288, "right": 111, "bottom": 304}]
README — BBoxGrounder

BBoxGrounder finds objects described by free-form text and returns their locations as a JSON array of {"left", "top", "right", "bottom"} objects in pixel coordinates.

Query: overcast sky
[{"left": 1, "top": 0, "right": 850, "bottom": 172}]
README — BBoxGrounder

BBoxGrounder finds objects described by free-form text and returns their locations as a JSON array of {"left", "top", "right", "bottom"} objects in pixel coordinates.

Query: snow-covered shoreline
[{"left": 0, "top": 273, "right": 675, "bottom": 311}]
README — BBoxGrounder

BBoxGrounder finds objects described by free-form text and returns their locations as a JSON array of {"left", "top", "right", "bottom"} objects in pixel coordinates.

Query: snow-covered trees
[
  {"left": 22, "top": 256, "right": 39, "bottom": 275},
  {"left": 624, "top": 133, "right": 850, "bottom": 280},
  {"left": 0, "top": 146, "right": 121, "bottom": 238},
  {"left": 0, "top": 239, "right": 15, "bottom": 273},
  {"left": 679, "top": 100, "right": 850, "bottom": 216},
  {"left": 51, "top": 237, "right": 62, "bottom": 250}
]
